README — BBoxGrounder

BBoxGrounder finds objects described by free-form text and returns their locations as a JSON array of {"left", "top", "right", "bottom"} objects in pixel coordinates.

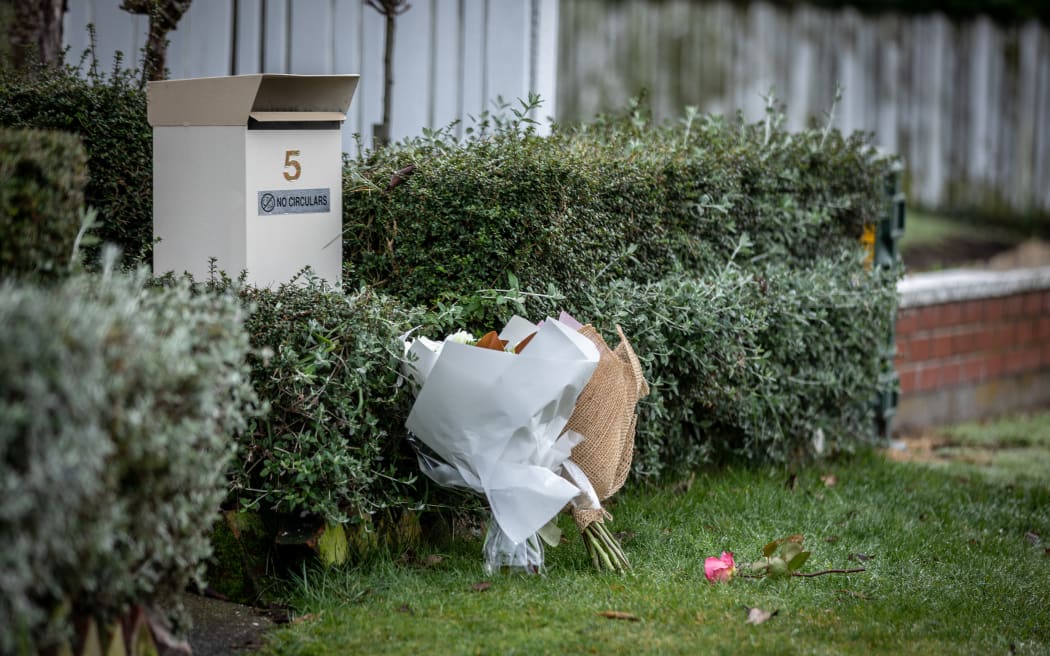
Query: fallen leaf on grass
[
  {"left": 291, "top": 613, "right": 317, "bottom": 625},
  {"left": 424, "top": 554, "right": 444, "bottom": 567},
  {"left": 470, "top": 582, "right": 492, "bottom": 592},
  {"left": 744, "top": 607, "right": 778, "bottom": 625},
  {"left": 1025, "top": 531, "right": 1041, "bottom": 545},
  {"left": 762, "top": 534, "right": 805, "bottom": 557},
  {"left": 820, "top": 474, "right": 838, "bottom": 487},
  {"left": 598, "top": 611, "right": 640, "bottom": 622}
]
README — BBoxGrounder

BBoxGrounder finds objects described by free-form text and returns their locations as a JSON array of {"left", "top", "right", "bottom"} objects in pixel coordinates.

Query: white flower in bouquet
[{"left": 445, "top": 329, "right": 475, "bottom": 345}]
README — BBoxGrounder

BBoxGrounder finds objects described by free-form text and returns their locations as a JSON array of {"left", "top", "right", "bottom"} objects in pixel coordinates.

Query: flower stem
[{"left": 581, "top": 522, "right": 631, "bottom": 573}]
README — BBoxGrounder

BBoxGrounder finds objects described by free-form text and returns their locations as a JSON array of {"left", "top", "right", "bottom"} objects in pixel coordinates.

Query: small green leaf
[{"left": 787, "top": 551, "right": 811, "bottom": 572}]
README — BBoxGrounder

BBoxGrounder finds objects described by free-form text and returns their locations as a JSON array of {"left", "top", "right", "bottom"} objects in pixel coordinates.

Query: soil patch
[
  {"left": 903, "top": 237, "right": 1050, "bottom": 272},
  {"left": 985, "top": 239, "right": 1050, "bottom": 270},
  {"left": 885, "top": 435, "right": 994, "bottom": 466},
  {"left": 903, "top": 236, "right": 1019, "bottom": 272},
  {"left": 182, "top": 594, "right": 277, "bottom": 656}
]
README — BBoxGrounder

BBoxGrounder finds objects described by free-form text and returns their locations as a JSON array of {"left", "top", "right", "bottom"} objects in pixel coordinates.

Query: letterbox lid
[{"left": 147, "top": 74, "right": 359, "bottom": 127}]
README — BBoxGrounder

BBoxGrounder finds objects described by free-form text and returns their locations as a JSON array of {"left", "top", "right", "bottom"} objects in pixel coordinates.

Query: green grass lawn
[
  {"left": 899, "top": 411, "right": 1050, "bottom": 486},
  {"left": 256, "top": 434, "right": 1050, "bottom": 654},
  {"left": 900, "top": 209, "right": 1026, "bottom": 251},
  {"left": 902, "top": 208, "right": 1031, "bottom": 251}
]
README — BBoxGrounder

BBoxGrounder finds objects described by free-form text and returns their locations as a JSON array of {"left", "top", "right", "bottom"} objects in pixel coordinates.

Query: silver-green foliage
[
  {"left": 0, "top": 261, "right": 259, "bottom": 652},
  {"left": 226, "top": 276, "right": 431, "bottom": 523},
  {"left": 533, "top": 249, "right": 901, "bottom": 475}
]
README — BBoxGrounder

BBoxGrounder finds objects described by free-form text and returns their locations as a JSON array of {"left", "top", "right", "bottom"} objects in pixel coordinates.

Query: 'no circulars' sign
[{"left": 257, "top": 188, "right": 331, "bottom": 216}]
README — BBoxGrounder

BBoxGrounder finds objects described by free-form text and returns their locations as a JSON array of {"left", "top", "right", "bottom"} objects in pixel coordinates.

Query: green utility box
[{"left": 872, "top": 162, "right": 905, "bottom": 438}]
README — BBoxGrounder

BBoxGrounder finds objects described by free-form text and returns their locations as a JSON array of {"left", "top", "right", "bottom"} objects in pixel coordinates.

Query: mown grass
[
  {"left": 255, "top": 441, "right": 1050, "bottom": 656},
  {"left": 900, "top": 411, "right": 1050, "bottom": 486},
  {"left": 900, "top": 209, "right": 1026, "bottom": 252},
  {"left": 942, "top": 411, "right": 1050, "bottom": 449}
]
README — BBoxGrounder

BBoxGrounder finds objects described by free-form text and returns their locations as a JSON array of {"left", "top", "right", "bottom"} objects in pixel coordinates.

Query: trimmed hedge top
[
  {"left": 0, "top": 128, "right": 88, "bottom": 279},
  {"left": 0, "top": 58, "right": 152, "bottom": 264},
  {"left": 342, "top": 101, "right": 894, "bottom": 321}
]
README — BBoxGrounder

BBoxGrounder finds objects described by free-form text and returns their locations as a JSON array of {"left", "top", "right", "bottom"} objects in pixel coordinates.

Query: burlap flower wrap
[{"left": 564, "top": 325, "right": 650, "bottom": 533}]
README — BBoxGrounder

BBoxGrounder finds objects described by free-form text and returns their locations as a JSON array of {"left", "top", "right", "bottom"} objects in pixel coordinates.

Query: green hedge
[
  {"left": 218, "top": 252, "right": 898, "bottom": 520},
  {"left": 334, "top": 102, "right": 900, "bottom": 481},
  {"left": 0, "top": 128, "right": 87, "bottom": 279},
  {"left": 342, "top": 102, "right": 892, "bottom": 321},
  {"left": 531, "top": 253, "right": 900, "bottom": 476},
  {"left": 0, "top": 59, "right": 152, "bottom": 264},
  {"left": 213, "top": 274, "right": 435, "bottom": 524},
  {"left": 0, "top": 264, "right": 259, "bottom": 652}
]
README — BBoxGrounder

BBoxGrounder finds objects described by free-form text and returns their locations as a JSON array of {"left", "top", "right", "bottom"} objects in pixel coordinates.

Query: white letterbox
[{"left": 147, "top": 74, "right": 359, "bottom": 286}]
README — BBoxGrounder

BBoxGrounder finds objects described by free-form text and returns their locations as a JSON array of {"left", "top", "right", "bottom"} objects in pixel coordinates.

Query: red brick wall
[{"left": 895, "top": 289, "right": 1050, "bottom": 396}]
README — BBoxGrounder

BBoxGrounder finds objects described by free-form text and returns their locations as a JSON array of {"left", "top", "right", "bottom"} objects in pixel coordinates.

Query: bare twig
[{"left": 791, "top": 568, "right": 866, "bottom": 577}]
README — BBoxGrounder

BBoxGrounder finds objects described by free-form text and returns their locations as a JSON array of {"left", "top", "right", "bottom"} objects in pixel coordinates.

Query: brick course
[{"left": 895, "top": 289, "right": 1050, "bottom": 395}]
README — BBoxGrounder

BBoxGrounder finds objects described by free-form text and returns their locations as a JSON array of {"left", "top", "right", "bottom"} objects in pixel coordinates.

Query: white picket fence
[
  {"left": 63, "top": 0, "right": 559, "bottom": 153},
  {"left": 559, "top": 0, "right": 1050, "bottom": 214}
]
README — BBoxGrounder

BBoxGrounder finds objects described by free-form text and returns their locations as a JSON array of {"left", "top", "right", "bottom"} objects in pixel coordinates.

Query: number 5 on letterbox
[{"left": 148, "top": 74, "right": 359, "bottom": 287}]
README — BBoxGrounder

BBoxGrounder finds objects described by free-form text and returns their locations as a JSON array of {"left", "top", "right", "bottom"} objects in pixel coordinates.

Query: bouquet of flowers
[
  {"left": 401, "top": 313, "right": 648, "bottom": 574},
  {"left": 402, "top": 315, "right": 599, "bottom": 573}
]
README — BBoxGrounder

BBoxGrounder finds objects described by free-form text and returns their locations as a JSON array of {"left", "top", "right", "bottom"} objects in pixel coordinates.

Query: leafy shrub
[
  {"left": 0, "top": 261, "right": 259, "bottom": 652},
  {"left": 0, "top": 127, "right": 88, "bottom": 279},
  {"left": 337, "top": 98, "right": 901, "bottom": 474},
  {"left": 0, "top": 55, "right": 152, "bottom": 264},
  {"left": 342, "top": 99, "right": 894, "bottom": 325},
  {"left": 530, "top": 250, "right": 901, "bottom": 476},
  {"left": 217, "top": 273, "right": 434, "bottom": 523}
]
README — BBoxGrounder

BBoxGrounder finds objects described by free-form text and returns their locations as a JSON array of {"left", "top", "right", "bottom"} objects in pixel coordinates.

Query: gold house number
[{"left": 283, "top": 150, "right": 302, "bottom": 181}]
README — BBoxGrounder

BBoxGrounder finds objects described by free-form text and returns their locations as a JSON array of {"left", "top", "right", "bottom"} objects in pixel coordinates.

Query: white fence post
[{"left": 63, "top": 0, "right": 560, "bottom": 152}]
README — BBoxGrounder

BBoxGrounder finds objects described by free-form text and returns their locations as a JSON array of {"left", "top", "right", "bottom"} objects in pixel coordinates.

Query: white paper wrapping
[{"left": 403, "top": 317, "right": 600, "bottom": 546}]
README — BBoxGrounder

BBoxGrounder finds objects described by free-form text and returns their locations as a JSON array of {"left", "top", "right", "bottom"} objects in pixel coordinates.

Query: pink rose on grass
[{"left": 704, "top": 551, "right": 736, "bottom": 583}]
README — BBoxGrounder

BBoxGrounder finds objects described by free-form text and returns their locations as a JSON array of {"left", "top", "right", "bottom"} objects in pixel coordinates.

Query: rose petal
[
  {"left": 705, "top": 552, "right": 736, "bottom": 582},
  {"left": 705, "top": 557, "right": 728, "bottom": 582},
  {"left": 720, "top": 551, "right": 735, "bottom": 569}
]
